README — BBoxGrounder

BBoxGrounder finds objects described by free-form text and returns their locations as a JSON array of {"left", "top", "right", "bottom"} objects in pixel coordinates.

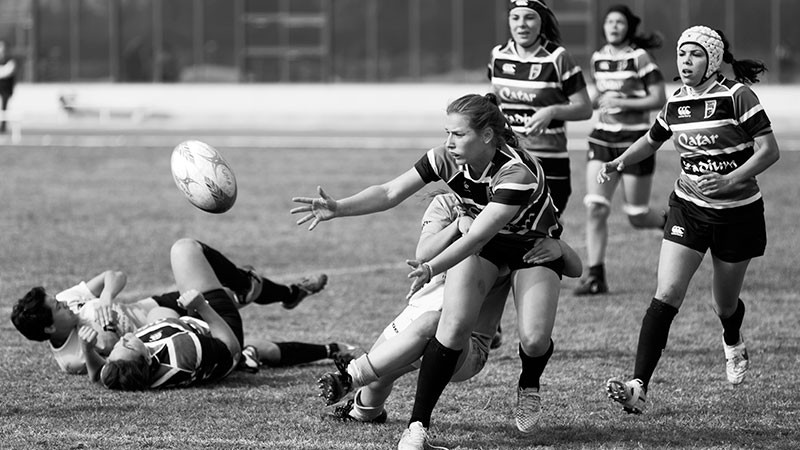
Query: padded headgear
[{"left": 677, "top": 26, "right": 723, "bottom": 82}]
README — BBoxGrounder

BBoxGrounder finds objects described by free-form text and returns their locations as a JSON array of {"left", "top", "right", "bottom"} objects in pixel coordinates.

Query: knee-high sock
[
  {"left": 268, "top": 342, "right": 329, "bottom": 367},
  {"left": 633, "top": 298, "right": 679, "bottom": 391},
  {"left": 409, "top": 338, "right": 462, "bottom": 428},
  {"left": 720, "top": 298, "right": 745, "bottom": 346},
  {"left": 518, "top": 339, "right": 554, "bottom": 390}
]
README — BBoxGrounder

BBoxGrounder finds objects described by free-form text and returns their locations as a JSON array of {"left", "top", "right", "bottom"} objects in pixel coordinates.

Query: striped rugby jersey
[
  {"left": 591, "top": 45, "right": 663, "bottom": 132},
  {"left": 136, "top": 317, "right": 234, "bottom": 388},
  {"left": 649, "top": 75, "right": 772, "bottom": 210},
  {"left": 414, "top": 145, "right": 562, "bottom": 243},
  {"left": 489, "top": 39, "right": 587, "bottom": 159}
]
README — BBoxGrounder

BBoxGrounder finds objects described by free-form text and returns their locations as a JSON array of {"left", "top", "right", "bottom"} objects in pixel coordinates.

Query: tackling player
[
  {"left": 316, "top": 193, "right": 581, "bottom": 424},
  {"left": 598, "top": 26, "right": 779, "bottom": 414}
]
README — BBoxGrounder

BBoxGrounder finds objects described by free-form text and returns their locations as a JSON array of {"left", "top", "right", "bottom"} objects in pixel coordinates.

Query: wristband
[{"left": 421, "top": 262, "right": 434, "bottom": 280}]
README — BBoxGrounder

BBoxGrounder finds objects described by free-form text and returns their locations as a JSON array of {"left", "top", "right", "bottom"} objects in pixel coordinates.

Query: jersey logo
[
  {"left": 670, "top": 225, "right": 685, "bottom": 238},
  {"left": 502, "top": 63, "right": 516, "bottom": 75},
  {"left": 598, "top": 61, "right": 611, "bottom": 71},
  {"left": 678, "top": 105, "right": 691, "bottom": 119},
  {"left": 704, "top": 100, "right": 717, "bottom": 119},
  {"left": 148, "top": 331, "right": 163, "bottom": 341},
  {"left": 678, "top": 133, "right": 719, "bottom": 149},
  {"left": 528, "top": 64, "right": 542, "bottom": 80}
]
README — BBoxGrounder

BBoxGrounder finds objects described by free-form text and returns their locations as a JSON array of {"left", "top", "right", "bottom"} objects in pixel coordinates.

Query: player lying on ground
[
  {"left": 10, "top": 239, "right": 328, "bottom": 375},
  {"left": 317, "top": 193, "right": 582, "bottom": 423},
  {"left": 77, "top": 238, "right": 355, "bottom": 390}
]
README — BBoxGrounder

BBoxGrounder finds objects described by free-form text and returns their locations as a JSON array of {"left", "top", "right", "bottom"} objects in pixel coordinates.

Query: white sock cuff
[{"left": 584, "top": 194, "right": 611, "bottom": 208}]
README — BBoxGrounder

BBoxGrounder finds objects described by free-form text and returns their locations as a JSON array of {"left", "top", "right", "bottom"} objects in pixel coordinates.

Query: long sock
[
  {"left": 198, "top": 242, "right": 251, "bottom": 293},
  {"left": 409, "top": 338, "right": 462, "bottom": 428},
  {"left": 518, "top": 340, "right": 554, "bottom": 390},
  {"left": 253, "top": 279, "right": 294, "bottom": 305},
  {"left": 588, "top": 264, "right": 605, "bottom": 281},
  {"left": 720, "top": 299, "right": 746, "bottom": 346},
  {"left": 269, "top": 342, "right": 328, "bottom": 367},
  {"left": 633, "top": 298, "right": 679, "bottom": 391}
]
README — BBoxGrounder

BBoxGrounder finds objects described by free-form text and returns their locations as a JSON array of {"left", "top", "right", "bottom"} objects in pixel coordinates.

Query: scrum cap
[
  {"left": 509, "top": 0, "right": 548, "bottom": 12},
  {"left": 677, "top": 26, "right": 723, "bottom": 81}
]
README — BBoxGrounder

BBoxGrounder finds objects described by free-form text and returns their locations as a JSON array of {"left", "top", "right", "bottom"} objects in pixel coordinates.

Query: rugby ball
[{"left": 170, "top": 140, "right": 237, "bottom": 213}]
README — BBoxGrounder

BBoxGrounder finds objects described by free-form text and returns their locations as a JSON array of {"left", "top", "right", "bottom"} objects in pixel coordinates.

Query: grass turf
[{"left": 1, "top": 144, "right": 798, "bottom": 449}]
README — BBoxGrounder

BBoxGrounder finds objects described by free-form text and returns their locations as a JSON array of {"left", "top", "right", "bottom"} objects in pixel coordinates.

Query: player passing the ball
[
  {"left": 316, "top": 193, "right": 581, "bottom": 427},
  {"left": 293, "top": 93, "right": 579, "bottom": 448},
  {"left": 599, "top": 26, "right": 779, "bottom": 414}
]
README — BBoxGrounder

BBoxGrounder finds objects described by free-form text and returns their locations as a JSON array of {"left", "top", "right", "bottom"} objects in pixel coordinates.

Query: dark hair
[
  {"left": 605, "top": 5, "right": 662, "bottom": 50},
  {"left": 100, "top": 356, "right": 153, "bottom": 390},
  {"left": 717, "top": 29, "right": 767, "bottom": 84},
  {"left": 531, "top": 1, "right": 561, "bottom": 44},
  {"left": 11, "top": 287, "right": 53, "bottom": 341},
  {"left": 446, "top": 93, "right": 518, "bottom": 148}
]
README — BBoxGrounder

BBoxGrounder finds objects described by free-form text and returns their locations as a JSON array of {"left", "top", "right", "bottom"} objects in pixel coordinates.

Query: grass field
[{"left": 1, "top": 142, "right": 799, "bottom": 450}]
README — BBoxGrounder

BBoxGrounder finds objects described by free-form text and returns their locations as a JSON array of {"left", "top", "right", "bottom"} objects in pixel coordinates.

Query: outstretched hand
[
  {"left": 405, "top": 259, "right": 433, "bottom": 300},
  {"left": 291, "top": 186, "right": 338, "bottom": 231}
]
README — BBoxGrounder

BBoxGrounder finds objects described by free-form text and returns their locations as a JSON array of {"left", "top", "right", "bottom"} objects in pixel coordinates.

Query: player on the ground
[
  {"left": 599, "top": 26, "right": 779, "bottom": 414},
  {"left": 293, "top": 93, "right": 578, "bottom": 448},
  {"left": 10, "top": 240, "right": 328, "bottom": 375},
  {"left": 576, "top": 4, "right": 667, "bottom": 296},
  {"left": 317, "top": 193, "right": 582, "bottom": 424},
  {"left": 77, "top": 238, "right": 351, "bottom": 389},
  {"left": 489, "top": 0, "right": 593, "bottom": 215}
]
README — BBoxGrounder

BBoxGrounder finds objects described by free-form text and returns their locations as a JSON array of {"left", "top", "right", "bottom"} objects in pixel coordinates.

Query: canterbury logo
[
  {"left": 678, "top": 106, "right": 691, "bottom": 118},
  {"left": 670, "top": 226, "right": 685, "bottom": 237}
]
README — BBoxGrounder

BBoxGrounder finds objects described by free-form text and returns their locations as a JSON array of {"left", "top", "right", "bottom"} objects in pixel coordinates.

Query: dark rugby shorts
[{"left": 588, "top": 129, "right": 655, "bottom": 176}]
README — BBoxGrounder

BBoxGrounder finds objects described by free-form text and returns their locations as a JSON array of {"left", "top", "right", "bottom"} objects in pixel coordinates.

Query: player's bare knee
[
  {"left": 519, "top": 333, "right": 551, "bottom": 356},
  {"left": 624, "top": 204, "right": 652, "bottom": 228},
  {"left": 170, "top": 238, "right": 201, "bottom": 260},
  {"left": 413, "top": 311, "right": 441, "bottom": 339},
  {"left": 584, "top": 194, "right": 611, "bottom": 220}
]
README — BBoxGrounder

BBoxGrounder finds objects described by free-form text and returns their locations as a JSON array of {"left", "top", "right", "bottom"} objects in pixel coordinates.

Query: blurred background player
[
  {"left": 10, "top": 239, "right": 328, "bottom": 374},
  {"left": 598, "top": 26, "right": 779, "bottom": 414},
  {"left": 317, "top": 193, "right": 581, "bottom": 424},
  {"left": 576, "top": 4, "right": 667, "bottom": 296},
  {"left": 79, "top": 238, "right": 352, "bottom": 389},
  {"left": 489, "top": 0, "right": 592, "bottom": 215},
  {"left": 0, "top": 40, "right": 16, "bottom": 134}
]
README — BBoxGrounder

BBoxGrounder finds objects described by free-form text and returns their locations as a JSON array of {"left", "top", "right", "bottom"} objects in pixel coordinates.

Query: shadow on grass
[{"left": 440, "top": 420, "right": 799, "bottom": 449}]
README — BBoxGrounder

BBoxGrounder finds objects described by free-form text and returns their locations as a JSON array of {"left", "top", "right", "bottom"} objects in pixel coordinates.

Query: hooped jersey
[
  {"left": 489, "top": 39, "right": 587, "bottom": 159},
  {"left": 414, "top": 145, "right": 562, "bottom": 243},
  {"left": 135, "top": 317, "right": 235, "bottom": 389},
  {"left": 591, "top": 45, "right": 663, "bottom": 132},
  {"left": 649, "top": 75, "right": 772, "bottom": 214}
]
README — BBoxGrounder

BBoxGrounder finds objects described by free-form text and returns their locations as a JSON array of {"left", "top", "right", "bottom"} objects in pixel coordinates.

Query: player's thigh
[
  {"left": 621, "top": 173, "right": 654, "bottom": 207},
  {"left": 654, "top": 240, "right": 704, "bottom": 307},
  {"left": 586, "top": 159, "right": 619, "bottom": 199},
  {"left": 711, "top": 256, "right": 751, "bottom": 312},
  {"left": 170, "top": 238, "right": 224, "bottom": 294},
  {"left": 512, "top": 266, "right": 561, "bottom": 351},
  {"left": 437, "top": 256, "right": 499, "bottom": 345}
]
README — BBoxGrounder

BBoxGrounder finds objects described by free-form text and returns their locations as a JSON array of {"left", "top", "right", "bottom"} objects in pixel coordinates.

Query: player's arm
[
  {"left": 78, "top": 325, "right": 106, "bottom": 383},
  {"left": 292, "top": 168, "right": 426, "bottom": 230},
  {"left": 178, "top": 290, "right": 241, "bottom": 361},
  {"left": 698, "top": 132, "right": 780, "bottom": 196},
  {"left": 408, "top": 202, "right": 515, "bottom": 296},
  {"left": 416, "top": 216, "right": 470, "bottom": 262},
  {"left": 602, "top": 80, "right": 667, "bottom": 112},
  {"left": 598, "top": 134, "right": 663, "bottom": 183},
  {"left": 85, "top": 270, "right": 127, "bottom": 327},
  {"left": 522, "top": 237, "right": 583, "bottom": 278},
  {"left": 0, "top": 59, "right": 15, "bottom": 78},
  {"left": 525, "top": 88, "right": 593, "bottom": 135}
]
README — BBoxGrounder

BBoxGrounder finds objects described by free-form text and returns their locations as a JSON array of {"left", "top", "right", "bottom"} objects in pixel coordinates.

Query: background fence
[{"left": 1, "top": 0, "right": 798, "bottom": 83}]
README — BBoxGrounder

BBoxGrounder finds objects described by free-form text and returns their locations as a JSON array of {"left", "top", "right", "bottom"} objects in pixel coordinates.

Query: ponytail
[
  {"left": 631, "top": 32, "right": 662, "bottom": 51},
  {"left": 717, "top": 29, "right": 767, "bottom": 84}
]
